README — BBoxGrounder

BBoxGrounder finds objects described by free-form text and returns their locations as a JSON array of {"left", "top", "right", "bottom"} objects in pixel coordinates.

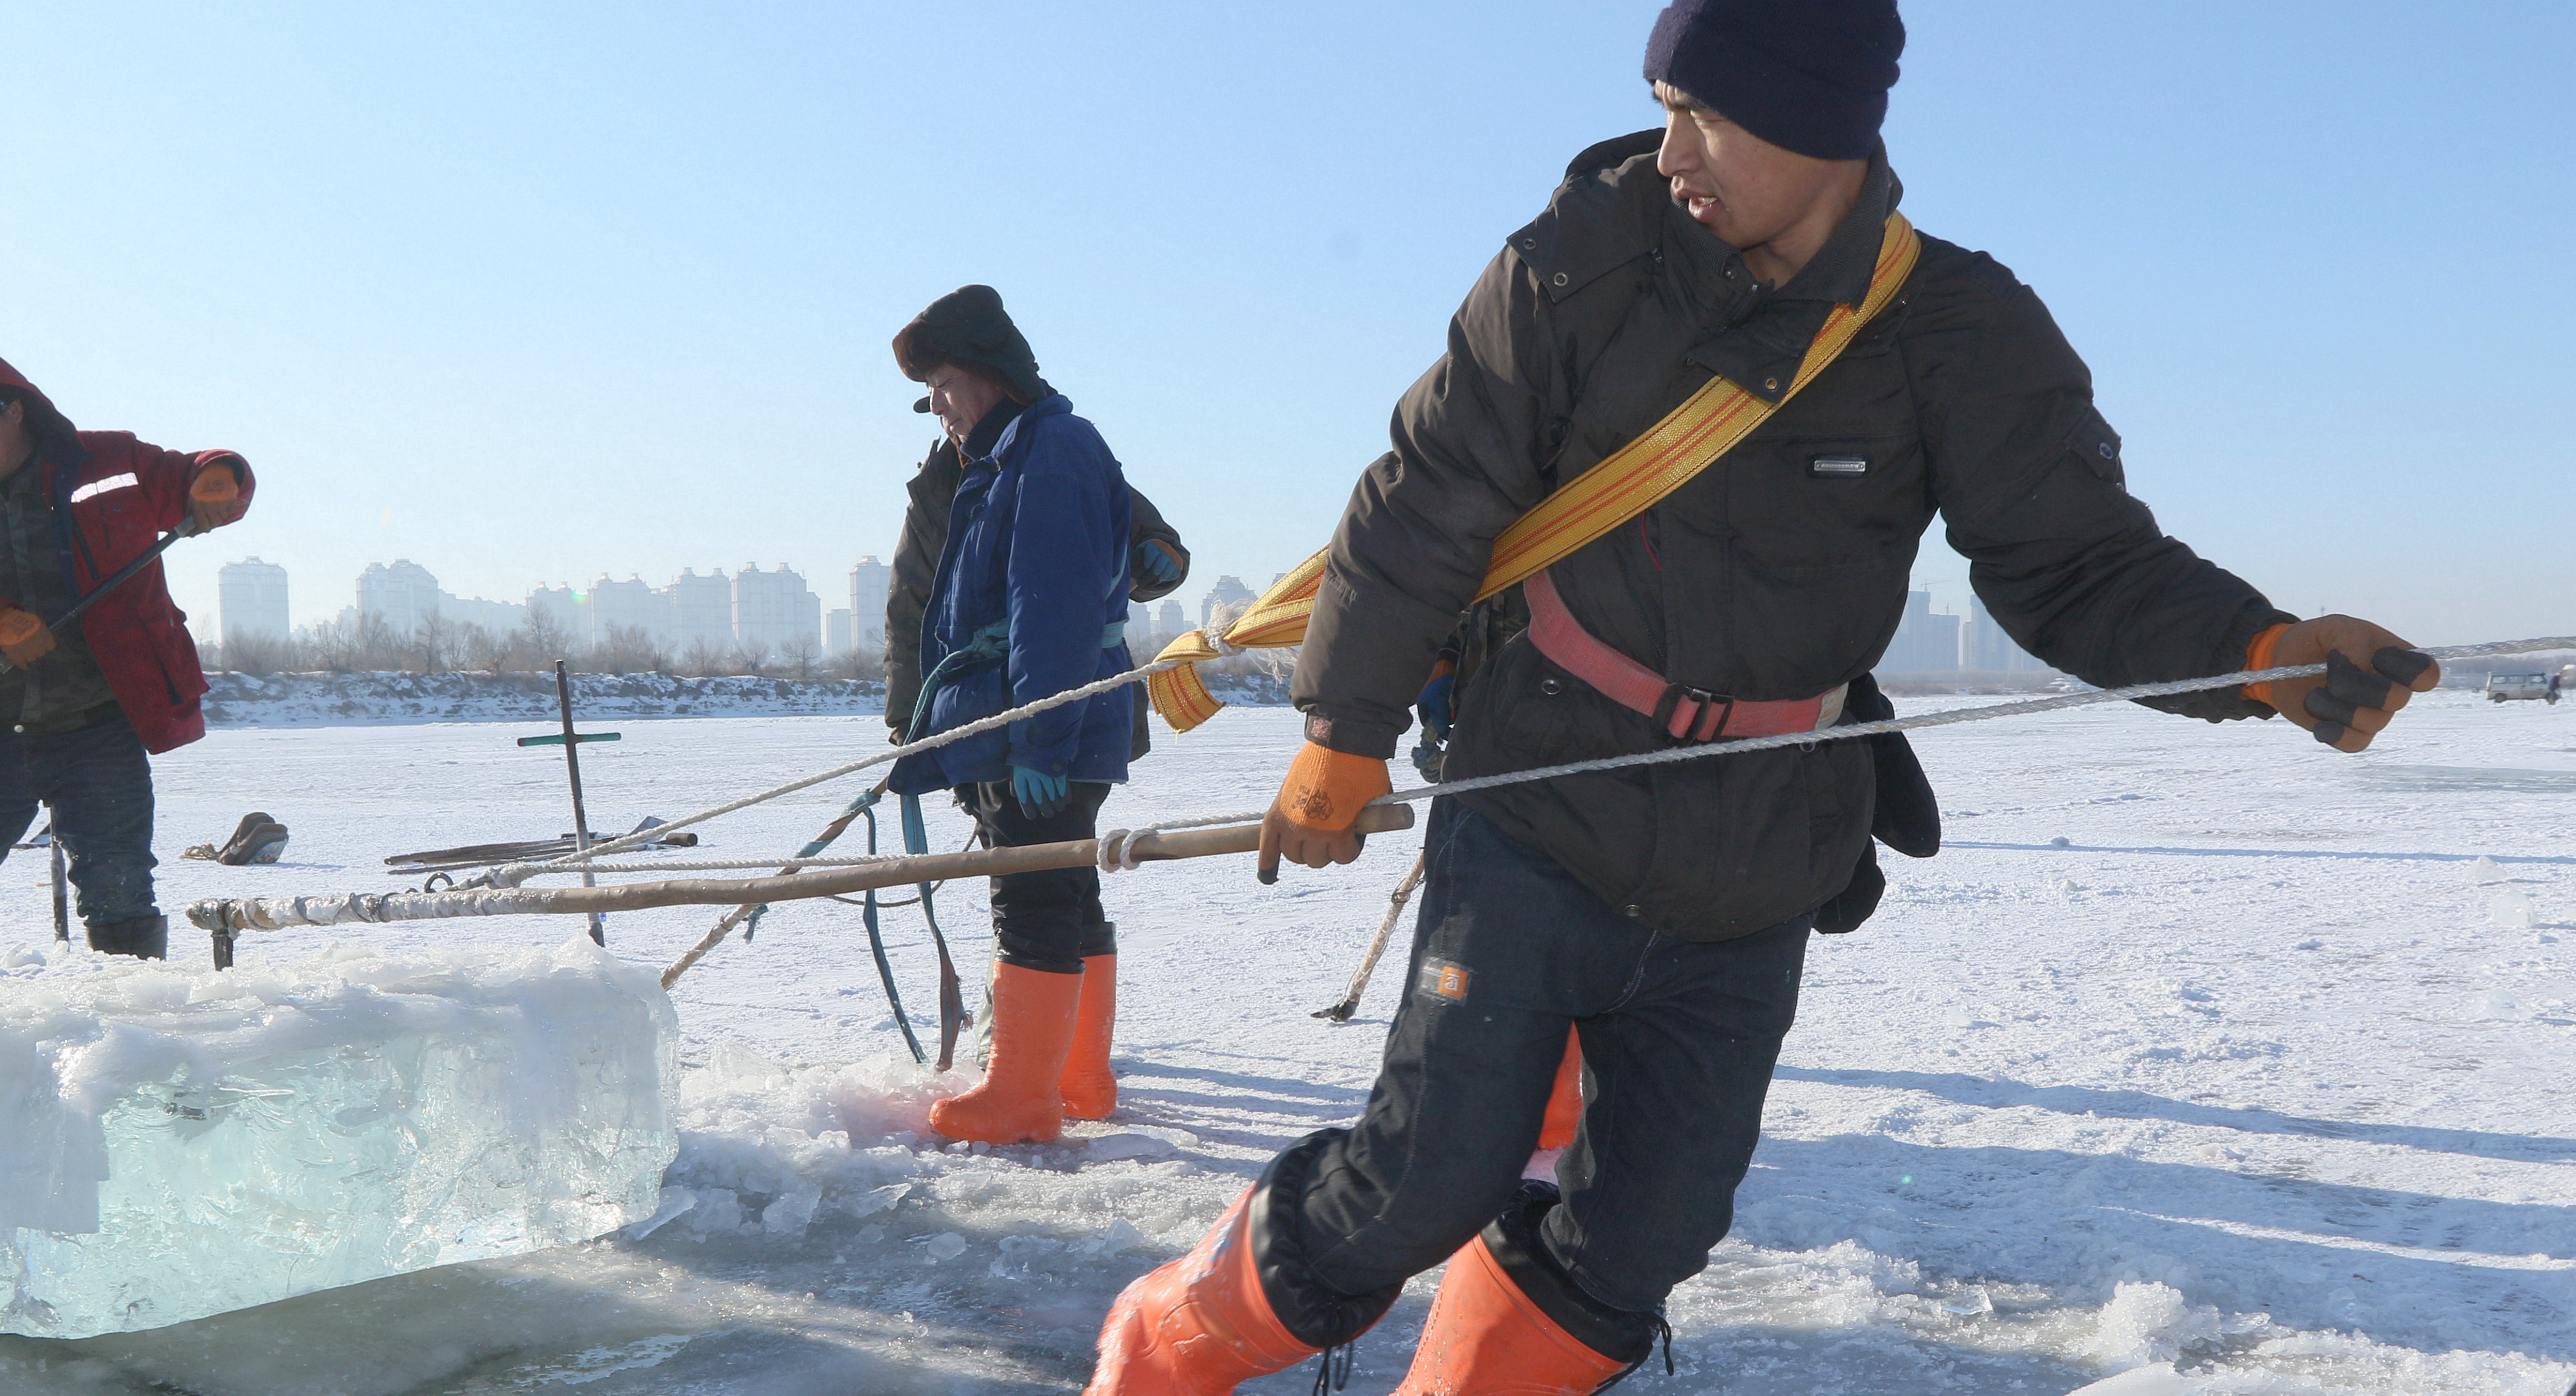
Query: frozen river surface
[{"left": 2, "top": 690, "right": 2571, "bottom": 1394}]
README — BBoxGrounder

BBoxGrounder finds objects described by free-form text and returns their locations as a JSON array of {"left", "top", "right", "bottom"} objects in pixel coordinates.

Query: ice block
[{"left": 1, "top": 935, "right": 678, "bottom": 1338}]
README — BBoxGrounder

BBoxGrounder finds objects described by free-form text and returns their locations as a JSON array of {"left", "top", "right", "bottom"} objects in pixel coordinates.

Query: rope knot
[{"left": 1097, "top": 828, "right": 1148, "bottom": 873}]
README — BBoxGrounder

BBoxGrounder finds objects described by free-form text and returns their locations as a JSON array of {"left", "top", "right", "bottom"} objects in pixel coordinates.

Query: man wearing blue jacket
[{"left": 887, "top": 286, "right": 1138, "bottom": 1145}]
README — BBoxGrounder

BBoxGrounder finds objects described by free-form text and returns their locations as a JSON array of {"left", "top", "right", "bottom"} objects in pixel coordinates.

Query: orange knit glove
[
  {"left": 1256, "top": 741, "right": 1391, "bottom": 884},
  {"left": 187, "top": 465, "right": 243, "bottom": 534},
  {"left": 0, "top": 606, "right": 55, "bottom": 667},
  {"left": 2244, "top": 616, "right": 2438, "bottom": 753}
]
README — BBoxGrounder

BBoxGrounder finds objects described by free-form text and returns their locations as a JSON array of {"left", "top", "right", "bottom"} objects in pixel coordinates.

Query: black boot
[{"left": 86, "top": 914, "right": 169, "bottom": 960}]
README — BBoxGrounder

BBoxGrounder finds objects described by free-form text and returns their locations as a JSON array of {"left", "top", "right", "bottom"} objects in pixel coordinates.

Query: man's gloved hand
[
  {"left": 187, "top": 465, "right": 244, "bottom": 535},
  {"left": 1414, "top": 659, "right": 1458, "bottom": 742},
  {"left": 0, "top": 606, "right": 55, "bottom": 667},
  {"left": 1256, "top": 741, "right": 1391, "bottom": 884},
  {"left": 2245, "top": 616, "right": 2439, "bottom": 753},
  {"left": 1132, "top": 539, "right": 1183, "bottom": 588},
  {"left": 1011, "top": 764, "right": 1070, "bottom": 819}
]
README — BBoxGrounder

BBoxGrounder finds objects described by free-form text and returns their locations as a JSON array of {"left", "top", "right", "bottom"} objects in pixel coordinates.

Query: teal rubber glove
[
  {"left": 1011, "top": 764, "right": 1070, "bottom": 819},
  {"left": 1135, "top": 542, "right": 1181, "bottom": 585}
]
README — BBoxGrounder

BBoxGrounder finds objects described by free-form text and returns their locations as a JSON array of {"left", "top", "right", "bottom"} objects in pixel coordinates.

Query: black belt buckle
[{"left": 1653, "top": 684, "right": 1732, "bottom": 742}]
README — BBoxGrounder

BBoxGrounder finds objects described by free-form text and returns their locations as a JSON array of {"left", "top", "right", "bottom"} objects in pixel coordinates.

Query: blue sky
[{"left": 5, "top": 1, "right": 2568, "bottom": 647}]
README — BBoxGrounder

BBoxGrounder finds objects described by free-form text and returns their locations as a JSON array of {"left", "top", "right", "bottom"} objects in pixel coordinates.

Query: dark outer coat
[
  {"left": 1293, "top": 132, "right": 2293, "bottom": 942},
  {"left": 0, "top": 358, "right": 253, "bottom": 754},
  {"left": 886, "top": 430, "right": 1187, "bottom": 756}
]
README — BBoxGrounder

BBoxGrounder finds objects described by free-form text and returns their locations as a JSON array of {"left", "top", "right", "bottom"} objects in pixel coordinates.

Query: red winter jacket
[{"left": 0, "top": 358, "right": 255, "bottom": 754}]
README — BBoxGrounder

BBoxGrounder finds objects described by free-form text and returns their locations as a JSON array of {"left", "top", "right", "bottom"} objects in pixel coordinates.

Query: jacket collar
[
  {"left": 1769, "top": 144, "right": 1898, "bottom": 310},
  {"left": 1681, "top": 147, "right": 1902, "bottom": 404},
  {"left": 973, "top": 393, "right": 1071, "bottom": 467},
  {"left": 959, "top": 400, "right": 1024, "bottom": 463}
]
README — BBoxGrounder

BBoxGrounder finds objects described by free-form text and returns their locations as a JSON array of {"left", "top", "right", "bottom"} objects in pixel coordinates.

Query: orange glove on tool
[
  {"left": 1256, "top": 741, "right": 1391, "bottom": 884},
  {"left": 0, "top": 606, "right": 55, "bottom": 667},
  {"left": 2244, "top": 615, "right": 2439, "bottom": 753},
  {"left": 187, "top": 465, "right": 244, "bottom": 534}
]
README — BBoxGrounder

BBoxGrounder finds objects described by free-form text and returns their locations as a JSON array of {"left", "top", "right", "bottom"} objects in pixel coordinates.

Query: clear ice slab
[{"left": 1, "top": 935, "right": 678, "bottom": 1338}]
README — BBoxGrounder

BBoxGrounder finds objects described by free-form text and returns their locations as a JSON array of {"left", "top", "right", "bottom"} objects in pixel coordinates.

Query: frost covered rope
[
  {"left": 1093, "top": 634, "right": 2576, "bottom": 855},
  {"left": 185, "top": 635, "right": 2567, "bottom": 941},
  {"left": 575, "top": 633, "right": 2576, "bottom": 879},
  {"left": 538, "top": 640, "right": 1240, "bottom": 870},
  {"left": 1402, "top": 636, "right": 2576, "bottom": 807}
]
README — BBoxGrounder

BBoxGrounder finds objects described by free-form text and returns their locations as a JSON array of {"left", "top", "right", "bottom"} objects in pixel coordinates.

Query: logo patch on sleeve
[{"left": 1417, "top": 959, "right": 1471, "bottom": 1002}]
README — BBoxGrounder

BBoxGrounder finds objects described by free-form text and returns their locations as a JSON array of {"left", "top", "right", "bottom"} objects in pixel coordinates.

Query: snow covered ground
[{"left": 2, "top": 689, "right": 2570, "bottom": 1394}]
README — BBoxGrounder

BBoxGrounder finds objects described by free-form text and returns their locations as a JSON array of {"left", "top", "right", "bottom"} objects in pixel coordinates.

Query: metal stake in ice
[{"left": 518, "top": 659, "right": 621, "bottom": 945}]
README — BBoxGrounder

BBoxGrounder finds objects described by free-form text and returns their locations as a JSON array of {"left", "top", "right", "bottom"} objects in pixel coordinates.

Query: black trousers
[
  {"left": 0, "top": 711, "right": 160, "bottom": 929},
  {"left": 1289, "top": 799, "right": 1809, "bottom": 1322},
  {"left": 959, "top": 780, "right": 1117, "bottom": 974}
]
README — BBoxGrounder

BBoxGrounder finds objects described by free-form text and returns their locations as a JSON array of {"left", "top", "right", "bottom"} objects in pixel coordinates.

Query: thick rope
[
  {"left": 188, "top": 636, "right": 2568, "bottom": 946},
  {"left": 1088, "top": 637, "right": 2576, "bottom": 860},
  {"left": 542, "top": 644, "right": 1237, "bottom": 868},
  {"left": 520, "top": 633, "right": 2565, "bottom": 878}
]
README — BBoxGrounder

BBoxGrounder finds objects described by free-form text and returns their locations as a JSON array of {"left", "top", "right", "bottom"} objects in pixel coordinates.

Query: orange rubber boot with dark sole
[
  {"left": 1537, "top": 1027, "right": 1582, "bottom": 1151},
  {"left": 928, "top": 962, "right": 1081, "bottom": 1145},
  {"left": 1395, "top": 1232, "right": 1631, "bottom": 1396},
  {"left": 1086, "top": 1186, "right": 1317, "bottom": 1394},
  {"left": 1060, "top": 952, "right": 1118, "bottom": 1120}
]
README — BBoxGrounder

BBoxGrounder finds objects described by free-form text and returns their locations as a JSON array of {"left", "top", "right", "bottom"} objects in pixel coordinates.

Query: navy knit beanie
[{"left": 1644, "top": 0, "right": 1905, "bottom": 161}]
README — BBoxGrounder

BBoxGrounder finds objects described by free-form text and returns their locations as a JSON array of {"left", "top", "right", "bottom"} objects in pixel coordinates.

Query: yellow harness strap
[{"left": 1148, "top": 214, "right": 1922, "bottom": 735}]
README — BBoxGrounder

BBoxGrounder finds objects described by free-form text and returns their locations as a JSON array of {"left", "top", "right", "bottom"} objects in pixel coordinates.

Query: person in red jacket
[{"left": 0, "top": 358, "right": 252, "bottom": 959}]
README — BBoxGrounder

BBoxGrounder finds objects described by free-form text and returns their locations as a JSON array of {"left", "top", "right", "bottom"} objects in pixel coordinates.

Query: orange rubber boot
[
  {"left": 1060, "top": 952, "right": 1118, "bottom": 1120},
  {"left": 1395, "top": 1233, "right": 1631, "bottom": 1396},
  {"left": 928, "top": 963, "right": 1081, "bottom": 1144},
  {"left": 1536, "top": 1028, "right": 1582, "bottom": 1151},
  {"left": 1087, "top": 1186, "right": 1317, "bottom": 1394}
]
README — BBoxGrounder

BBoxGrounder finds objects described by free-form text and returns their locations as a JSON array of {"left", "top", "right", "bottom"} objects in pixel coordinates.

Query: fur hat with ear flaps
[{"left": 892, "top": 284, "right": 1051, "bottom": 412}]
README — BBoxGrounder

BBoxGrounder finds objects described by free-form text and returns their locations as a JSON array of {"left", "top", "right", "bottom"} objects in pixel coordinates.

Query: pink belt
[{"left": 1523, "top": 569, "right": 1846, "bottom": 742}]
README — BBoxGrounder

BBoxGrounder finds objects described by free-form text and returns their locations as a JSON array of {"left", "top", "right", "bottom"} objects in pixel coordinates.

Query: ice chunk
[
  {"left": 2488, "top": 890, "right": 2535, "bottom": 928},
  {"left": 1, "top": 935, "right": 677, "bottom": 1338},
  {"left": 2467, "top": 855, "right": 2505, "bottom": 884},
  {"left": 2065, "top": 1365, "right": 2207, "bottom": 1394},
  {"left": 1086, "top": 1132, "right": 1178, "bottom": 1162},
  {"left": 2078, "top": 1281, "right": 2219, "bottom": 1371}
]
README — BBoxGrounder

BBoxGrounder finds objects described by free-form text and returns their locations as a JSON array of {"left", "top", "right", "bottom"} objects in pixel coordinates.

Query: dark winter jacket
[
  {"left": 886, "top": 423, "right": 1188, "bottom": 750},
  {"left": 889, "top": 394, "right": 1135, "bottom": 794},
  {"left": 1292, "top": 133, "right": 2293, "bottom": 942},
  {"left": 0, "top": 358, "right": 253, "bottom": 754}
]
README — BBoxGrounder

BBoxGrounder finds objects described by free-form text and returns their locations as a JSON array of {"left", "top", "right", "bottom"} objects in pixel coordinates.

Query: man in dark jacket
[
  {"left": 1089, "top": 3, "right": 2438, "bottom": 1391},
  {"left": 885, "top": 286, "right": 1151, "bottom": 1147},
  {"left": 0, "top": 358, "right": 253, "bottom": 960}
]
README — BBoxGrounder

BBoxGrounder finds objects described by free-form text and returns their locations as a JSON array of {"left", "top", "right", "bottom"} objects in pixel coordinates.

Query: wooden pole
[{"left": 191, "top": 805, "right": 1416, "bottom": 935}]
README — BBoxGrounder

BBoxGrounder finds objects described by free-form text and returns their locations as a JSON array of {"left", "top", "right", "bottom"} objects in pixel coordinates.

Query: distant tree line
[{"left": 201, "top": 600, "right": 886, "bottom": 683}]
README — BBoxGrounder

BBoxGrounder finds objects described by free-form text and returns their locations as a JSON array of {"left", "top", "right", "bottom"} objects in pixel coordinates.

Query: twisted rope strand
[
  {"left": 534, "top": 635, "right": 2566, "bottom": 875},
  {"left": 545, "top": 645, "right": 1235, "bottom": 867},
  {"left": 1088, "top": 637, "right": 2576, "bottom": 862}
]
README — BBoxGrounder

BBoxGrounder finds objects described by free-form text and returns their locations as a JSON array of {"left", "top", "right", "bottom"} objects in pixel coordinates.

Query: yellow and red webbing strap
[{"left": 1147, "top": 215, "right": 1921, "bottom": 735}]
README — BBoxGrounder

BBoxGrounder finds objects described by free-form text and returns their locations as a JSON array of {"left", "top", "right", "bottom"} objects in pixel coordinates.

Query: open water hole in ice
[{"left": 1, "top": 693, "right": 2572, "bottom": 1393}]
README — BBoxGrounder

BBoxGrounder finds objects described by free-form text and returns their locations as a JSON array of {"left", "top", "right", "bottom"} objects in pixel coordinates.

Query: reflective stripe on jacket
[{"left": 0, "top": 357, "right": 252, "bottom": 755}]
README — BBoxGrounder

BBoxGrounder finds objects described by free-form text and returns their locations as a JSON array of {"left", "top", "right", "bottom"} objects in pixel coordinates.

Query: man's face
[
  {"left": 925, "top": 364, "right": 1009, "bottom": 447},
  {"left": 1654, "top": 82, "right": 1846, "bottom": 256}
]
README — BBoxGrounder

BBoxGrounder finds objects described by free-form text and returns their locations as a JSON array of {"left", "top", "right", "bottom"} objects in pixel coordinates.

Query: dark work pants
[
  {"left": 1295, "top": 800, "right": 1808, "bottom": 1317},
  {"left": 0, "top": 712, "right": 161, "bottom": 929},
  {"left": 960, "top": 780, "right": 1118, "bottom": 974}
]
